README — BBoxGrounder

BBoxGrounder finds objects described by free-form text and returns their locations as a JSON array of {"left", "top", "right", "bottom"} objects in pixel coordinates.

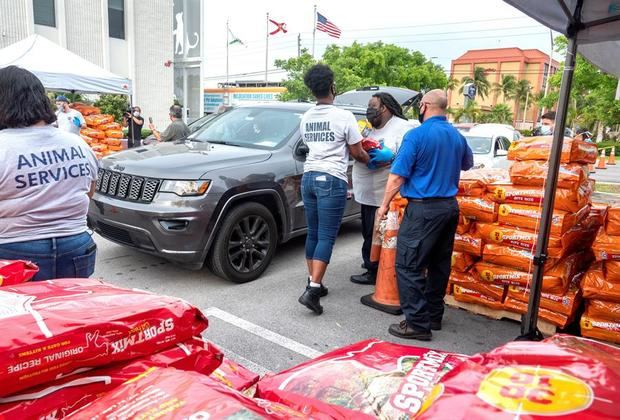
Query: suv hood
[{"left": 100, "top": 140, "right": 272, "bottom": 179}]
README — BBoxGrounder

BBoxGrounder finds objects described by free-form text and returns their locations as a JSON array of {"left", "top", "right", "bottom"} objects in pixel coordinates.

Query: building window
[
  {"left": 108, "top": 0, "right": 125, "bottom": 39},
  {"left": 33, "top": 0, "right": 56, "bottom": 27}
]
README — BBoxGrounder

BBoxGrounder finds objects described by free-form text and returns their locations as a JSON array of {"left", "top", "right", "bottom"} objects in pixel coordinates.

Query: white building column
[
  {"left": 56, "top": 0, "right": 67, "bottom": 47},
  {"left": 100, "top": 0, "right": 110, "bottom": 70}
]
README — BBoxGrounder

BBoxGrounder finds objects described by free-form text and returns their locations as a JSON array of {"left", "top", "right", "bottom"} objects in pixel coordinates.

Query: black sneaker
[
  {"left": 388, "top": 320, "right": 432, "bottom": 341},
  {"left": 350, "top": 271, "right": 376, "bottom": 285},
  {"left": 430, "top": 320, "right": 442, "bottom": 331},
  {"left": 307, "top": 278, "right": 328, "bottom": 297},
  {"left": 298, "top": 286, "right": 323, "bottom": 315}
]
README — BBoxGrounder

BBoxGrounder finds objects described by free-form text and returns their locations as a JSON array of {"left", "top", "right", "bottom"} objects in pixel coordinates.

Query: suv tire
[{"left": 209, "top": 202, "right": 278, "bottom": 283}]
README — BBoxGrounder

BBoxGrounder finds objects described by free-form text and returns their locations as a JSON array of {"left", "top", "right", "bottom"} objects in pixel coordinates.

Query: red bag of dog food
[
  {"left": 419, "top": 335, "right": 620, "bottom": 419},
  {"left": 0, "top": 260, "right": 38, "bottom": 286},
  {"left": 255, "top": 339, "right": 468, "bottom": 419},
  {"left": 0, "top": 338, "right": 222, "bottom": 419},
  {"left": 210, "top": 357, "right": 261, "bottom": 394},
  {"left": 361, "top": 137, "right": 381, "bottom": 151},
  {"left": 67, "top": 367, "right": 307, "bottom": 419},
  {"left": 0, "top": 278, "right": 208, "bottom": 397}
]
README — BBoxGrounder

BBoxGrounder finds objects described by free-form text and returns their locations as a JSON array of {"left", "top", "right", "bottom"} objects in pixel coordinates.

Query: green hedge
[
  {"left": 122, "top": 128, "right": 152, "bottom": 139},
  {"left": 597, "top": 141, "right": 619, "bottom": 155}
]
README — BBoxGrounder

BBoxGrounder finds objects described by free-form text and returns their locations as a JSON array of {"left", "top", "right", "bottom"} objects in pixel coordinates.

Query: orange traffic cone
[
  {"left": 361, "top": 194, "right": 408, "bottom": 315},
  {"left": 596, "top": 149, "right": 607, "bottom": 170},
  {"left": 608, "top": 147, "right": 616, "bottom": 165}
]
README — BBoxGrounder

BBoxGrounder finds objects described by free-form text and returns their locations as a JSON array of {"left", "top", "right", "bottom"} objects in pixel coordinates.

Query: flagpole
[
  {"left": 226, "top": 19, "right": 229, "bottom": 86},
  {"left": 312, "top": 5, "right": 317, "bottom": 58},
  {"left": 265, "top": 12, "right": 269, "bottom": 85}
]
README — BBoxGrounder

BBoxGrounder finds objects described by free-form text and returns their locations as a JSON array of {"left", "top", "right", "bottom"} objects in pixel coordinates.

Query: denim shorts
[
  {"left": 301, "top": 171, "right": 348, "bottom": 263},
  {"left": 0, "top": 232, "right": 97, "bottom": 281}
]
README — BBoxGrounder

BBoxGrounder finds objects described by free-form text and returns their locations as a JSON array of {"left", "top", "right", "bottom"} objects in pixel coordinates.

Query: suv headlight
[{"left": 159, "top": 180, "right": 210, "bottom": 196}]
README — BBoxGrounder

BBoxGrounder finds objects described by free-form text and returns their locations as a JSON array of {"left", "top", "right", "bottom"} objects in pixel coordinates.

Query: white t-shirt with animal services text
[
  {"left": 353, "top": 116, "right": 416, "bottom": 206},
  {"left": 300, "top": 105, "right": 363, "bottom": 182},
  {"left": 56, "top": 108, "right": 85, "bottom": 135},
  {"left": 0, "top": 125, "right": 98, "bottom": 244}
]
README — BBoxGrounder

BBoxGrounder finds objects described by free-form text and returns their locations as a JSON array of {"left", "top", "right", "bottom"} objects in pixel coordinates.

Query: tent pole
[{"left": 518, "top": 34, "right": 578, "bottom": 341}]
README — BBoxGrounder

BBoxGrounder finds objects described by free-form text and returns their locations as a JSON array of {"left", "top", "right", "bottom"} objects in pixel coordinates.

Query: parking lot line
[
  {"left": 206, "top": 340, "right": 272, "bottom": 376},
  {"left": 203, "top": 307, "right": 324, "bottom": 359}
]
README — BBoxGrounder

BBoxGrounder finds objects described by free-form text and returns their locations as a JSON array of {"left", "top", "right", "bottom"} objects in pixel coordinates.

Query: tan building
[{"left": 448, "top": 47, "right": 560, "bottom": 129}]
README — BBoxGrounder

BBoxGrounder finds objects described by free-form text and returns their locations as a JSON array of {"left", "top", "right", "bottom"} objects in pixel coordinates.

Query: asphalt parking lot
[{"left": 93, "top": 219, "right": 521, "bottom": 375}]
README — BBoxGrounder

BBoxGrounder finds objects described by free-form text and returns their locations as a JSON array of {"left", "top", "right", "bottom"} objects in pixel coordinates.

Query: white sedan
[{"left": 463, "top": 124, "right": 522, "bottom": 169}]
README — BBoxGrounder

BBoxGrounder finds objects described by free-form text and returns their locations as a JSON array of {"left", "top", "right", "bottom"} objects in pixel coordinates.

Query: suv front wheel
[{"left": 209, "top": 202, "right": 278, "bottom": 283}]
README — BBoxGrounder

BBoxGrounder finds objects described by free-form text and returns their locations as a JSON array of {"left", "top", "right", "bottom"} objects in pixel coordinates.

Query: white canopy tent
[
  {"left": 502, "top": 0, "right": 620, "bottom": 340},
  {"left": 0, "top": 34, "right": 132, "bottom": 95}
]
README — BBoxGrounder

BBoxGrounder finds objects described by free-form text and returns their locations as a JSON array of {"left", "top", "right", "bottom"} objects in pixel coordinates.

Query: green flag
[{"left": 228, "top": 28, "right": 245, "bottom": 46}]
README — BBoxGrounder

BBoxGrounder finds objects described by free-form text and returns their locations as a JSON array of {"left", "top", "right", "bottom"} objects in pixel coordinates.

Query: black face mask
[
  {"left": 418, "top": 104, "right": 426, "bottom": 124},
  {"left": 366, "top": 107, "right": 382, "bottom": 127}
]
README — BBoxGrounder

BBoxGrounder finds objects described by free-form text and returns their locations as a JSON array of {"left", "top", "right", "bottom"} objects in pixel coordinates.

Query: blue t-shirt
[{"left": 390, "top": 116, "right": 473, "bottom": 199}]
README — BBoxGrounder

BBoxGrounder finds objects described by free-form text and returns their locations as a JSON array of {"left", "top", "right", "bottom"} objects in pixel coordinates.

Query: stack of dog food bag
[
  {"left": 450, "top": 136, "right": 599, "bottom": 330},
  {"left": 582, "top": 204, "right": 620, "bottom": 344},
  {"left": 0, "top": 278, "right": 296, "bottom": 418},
  {"left": 71, "top": 103, "right": 125, "bottom": 159}
]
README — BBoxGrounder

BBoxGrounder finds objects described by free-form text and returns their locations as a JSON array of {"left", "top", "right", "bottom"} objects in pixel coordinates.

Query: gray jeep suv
[{"left": 88, "top": 103, "right": 367, "bottom": 283}]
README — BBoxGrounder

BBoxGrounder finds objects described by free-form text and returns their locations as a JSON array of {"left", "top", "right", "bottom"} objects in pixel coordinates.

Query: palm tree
[
  {"left": 514, "top": 79, "right": 533, "bottom": 121},
  {"left": 459, "top": 66, "right": 491, "bottom": 100},
  {"left": 446, "top": 77, "right": 459, "bottom": 92},
  {"left": 487, "top": 104, "right": 514, "bottom": 124},
  {"left": 453, "top": 101, "right": 482, "bottom": 123},
  {"left": 492, "top": 74, "right": 517, "bottom": 102}
]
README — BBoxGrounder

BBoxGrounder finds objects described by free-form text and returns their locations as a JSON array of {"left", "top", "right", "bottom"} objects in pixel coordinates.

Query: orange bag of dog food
[
  {"left": 503, "top": 297, "right": 571, "bottom": 328},
  {"left": 450, "top": 270, "right": 506, "bottom": 301},
  {"left": 104, "top": 138, "right": 122, "bottom": 146},
  {"left": 454, "top": 232, "right": 484, "bottom": 256},
  {"left": 581, "top": 312, "right": 620, "bottom": 344},
  {"left": 107, "top": 145, "right": 123, "bottom": 152},
  {"left": 474, "top": 262, "right": 567, "bottom": 294},
  {"left": 80, "top": 135, "right": 93, "bottom": 145},
  {"left": 585, "top": 299, "right": 620, "bottom": 322},
  {"left": 606, "top": 206, "right": 620, "bottom": 236},
  {"left": 90, "top": 144, "right": 108, "bottom": 153},
  {"left": 459, "top": 168, "right": 510, "bottom": 197},
  {"left": 456, "top": 215, "right": 473, "bottom": 234},
  {"left": 607, "top": 261, "right": 620, "bottom": 283},
  {"left": 509, "top": 161, "right": 588, "bottom": 191},
  {"left": 482, "top": 244, "right": 557, "bottom": 273},
  {"left": 506, "top": 284, "right": 581, "bottom": 317},
  {"left": 487, "top": 183, "right": 591, "bottom": 214},
  {"left": 497, "top": 203, "right": 588, "bottom": 236},
  {"left": 80, "top": 127, "right": 105, "bottom": 140},
  {"left": 85, "top": 114, "right": 114, "bottom": 127},
  {"left": 507, "top": 136, "right": 598, "bottom": 163},
  {"left": 453, "top": 284, "right": 505, "bottom": 310},
  {"left": 105, "top": 129, "right": 123, "bottom": 139},
  {"left": 97, "top": 122, "right": 122, "bottom": 131},
  {"left": 592, "top": 229, "right": 620, "bottom": 261},
  {"left": 457, "top": 197, "right": 498, "bottom": 223},
  {"left": 452, "top": 252, "right": 477, "bottom": 272},
  {"left": 581, "top": 263, "right": 620, "bottom": 303},
  {"left": 476, "top": 223, "right": 561, "bottom": 253}
]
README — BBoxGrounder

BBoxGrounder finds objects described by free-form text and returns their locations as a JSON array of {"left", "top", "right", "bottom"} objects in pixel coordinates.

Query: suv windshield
[
  {"left": 190, "top": 107, "right": 303, "bottom": 150},
  {"left": 465, "top": 135, "right": 493, "bottom": 154}
]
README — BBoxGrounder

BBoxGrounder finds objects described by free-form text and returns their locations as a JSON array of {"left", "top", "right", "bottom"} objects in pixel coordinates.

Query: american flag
[{"left": 316, "top": 12, "right": 341, "bottom": 38}]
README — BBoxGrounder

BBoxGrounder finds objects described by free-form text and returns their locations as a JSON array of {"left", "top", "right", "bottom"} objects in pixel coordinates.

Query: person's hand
[
  {"left": 376, "top": 205, "right": 389, "bottom": 224},
  {"left": 72, "top": 116, "right": 82, "bottom": 127},
  {"left": 148, "top": 123, "right": 155, "bottom": 131},
  {"left": 367, "top": 144, "right": 394, "bottom": 170}
]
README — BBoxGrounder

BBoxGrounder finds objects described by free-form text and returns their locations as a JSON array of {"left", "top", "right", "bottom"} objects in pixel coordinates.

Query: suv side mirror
[{"left": 295, "top": 143, "right": 309, "bottom": 157}]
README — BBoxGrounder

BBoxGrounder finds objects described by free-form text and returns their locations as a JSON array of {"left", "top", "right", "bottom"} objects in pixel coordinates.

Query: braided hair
[{"left": 372, "top": 92, "right": 406, "bottom": 120}]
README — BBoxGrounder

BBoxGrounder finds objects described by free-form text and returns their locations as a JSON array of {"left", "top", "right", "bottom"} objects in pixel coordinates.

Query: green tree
[
  {"left": 537, "top": 35, "right": 620, "bottom": 133},
  {"left": 459, "top": 66, "right": 491, "bottom": 100},
  {"left": 492, "top": 74, "right": 517, "bottom": 101},
  {"left": 275, "top": 42, "right": 448, "bottom": 102},
  {"left": 485, "top": 103, "right": 514, "bottom": 124},
  {"left": 514, "top": 79, "right": 533, "bottom": 121},
  {"left": 446, "top": 77, "right": 459, "bottom": 92},
  {"left": 452, "top": 101, "right": 482, "bottom": 123},
  {"left": 94, "top": 94, "right": 130, "bottom": 123}
]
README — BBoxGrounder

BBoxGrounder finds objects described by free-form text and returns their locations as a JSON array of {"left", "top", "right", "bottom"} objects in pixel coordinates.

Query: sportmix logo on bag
[
  {"left": 109, "top": 319, "right": 175, "bottom": 354},
  {"left": 581, "top": 317, "right": 620, "bottom": 332},
  {"left": 476, "top": 366, "right": 594, "bottom": 416}
]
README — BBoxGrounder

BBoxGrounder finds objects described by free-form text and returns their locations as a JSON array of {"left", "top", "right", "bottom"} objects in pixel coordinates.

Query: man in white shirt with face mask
[
  {"left": 350, "top": 92, "right": 417, "bottom": 285},
  {"left": 54, "top": 95, "right": 86, "bottom": 135}
]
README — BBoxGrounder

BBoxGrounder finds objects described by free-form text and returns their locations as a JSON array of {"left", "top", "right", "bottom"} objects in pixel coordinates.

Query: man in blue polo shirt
[{"left": 377, "top": 89, "right": 473, "bottom": 341}]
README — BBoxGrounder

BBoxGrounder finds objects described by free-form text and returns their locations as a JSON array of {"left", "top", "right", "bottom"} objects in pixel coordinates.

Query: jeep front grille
[{"left": 96, "top": 169, "right": 160, "bottom": 203}]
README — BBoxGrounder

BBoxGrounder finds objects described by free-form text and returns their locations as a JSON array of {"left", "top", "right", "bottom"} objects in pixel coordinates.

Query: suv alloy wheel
[{"left": 209, "top": 202, "right": 278, "bottom": 283}]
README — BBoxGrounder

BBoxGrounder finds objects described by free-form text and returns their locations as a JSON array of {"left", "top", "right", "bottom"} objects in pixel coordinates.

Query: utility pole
[{"left": 297, "top": 33, "right": 301, "bottom": 57}]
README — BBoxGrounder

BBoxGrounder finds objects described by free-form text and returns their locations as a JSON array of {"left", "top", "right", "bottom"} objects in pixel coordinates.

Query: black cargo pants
[{"left": 395, "top": 197, "right": 459, "bottom": 332}]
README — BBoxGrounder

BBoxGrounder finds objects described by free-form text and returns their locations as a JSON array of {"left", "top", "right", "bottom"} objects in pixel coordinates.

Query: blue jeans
[
  {"left": 0, "top": 232, "right": 97, "bottom": 281},
  {"left": 302, "top": 171, "right": 348, "bottom": 264}
]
